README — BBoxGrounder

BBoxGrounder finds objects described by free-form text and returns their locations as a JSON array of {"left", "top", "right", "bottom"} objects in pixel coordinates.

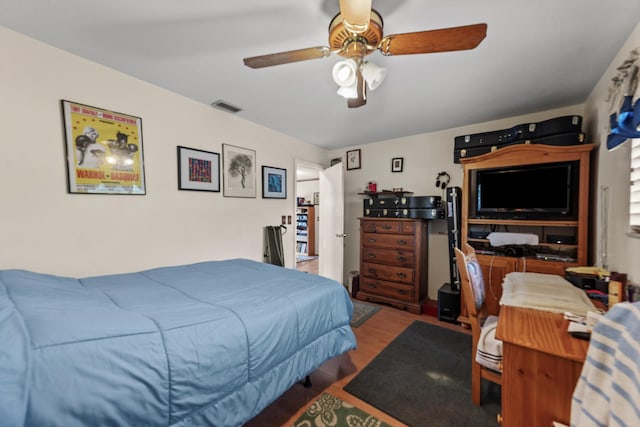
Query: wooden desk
[{"left": 496, "top": 306, "right": 590, "bottom": 426}]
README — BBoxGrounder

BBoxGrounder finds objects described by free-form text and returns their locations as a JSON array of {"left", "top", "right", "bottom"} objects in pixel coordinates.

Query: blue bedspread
[{"left": 0, "top": 259, "right": 356, "bottom": 426}]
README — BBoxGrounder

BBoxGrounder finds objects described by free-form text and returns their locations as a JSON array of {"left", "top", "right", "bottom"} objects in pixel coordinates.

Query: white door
[{"left": 319, "top": 163, "right": 345, "bottom": 284}]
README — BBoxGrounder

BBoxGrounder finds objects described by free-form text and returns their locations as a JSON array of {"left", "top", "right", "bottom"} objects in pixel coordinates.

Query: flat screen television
[{"left": 470, "top": 161, "right": 579, "bottom": 220}]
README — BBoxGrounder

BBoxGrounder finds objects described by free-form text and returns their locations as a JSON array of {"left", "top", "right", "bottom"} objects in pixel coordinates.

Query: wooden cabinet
[
  {"left": 296, "top": 206, "right": 315, "bottom": 256},
  {"left": 459, "top": 144, "right": 594, "bottom": 322},
  {"left": 357, "top": 218, "right": 428, "bottom": 314}
]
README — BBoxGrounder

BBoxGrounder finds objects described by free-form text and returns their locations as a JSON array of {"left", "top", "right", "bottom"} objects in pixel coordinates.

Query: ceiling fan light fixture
[
  {"left": 337, "top": 85, "right": 358, "bottom": 99},
  {"left": 339, "top": 0, "right": 372, "bottom": 34},
  {"left": 362, "top": 61, "right": 386, "bottom": 91},
  {"left": 332, "top": 58, "right": 358, "bottom": 88}
]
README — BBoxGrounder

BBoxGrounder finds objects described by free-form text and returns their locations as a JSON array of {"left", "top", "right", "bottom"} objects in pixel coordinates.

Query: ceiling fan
[{"left": 243, "top": 0, "right": 487, "bottom": 108}]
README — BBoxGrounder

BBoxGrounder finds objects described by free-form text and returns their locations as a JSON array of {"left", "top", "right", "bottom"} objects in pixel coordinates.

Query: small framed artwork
[
  {"left": 392, "top": 157, "right": 404, "bottom": 173},
  {"left": 222, "top": 144, "right": 256, "bottom": 198},
  {"left": 262, "top": 166, "right": 287, "bottom": 199},
  {"left": 177, "top": 146, "right": 220, "bottom": 192},
  {"left": 346, "top": 149, "right": 361, "bottom": 170},
  {"left": 61, "top": 100, "right": 146, "bottom": 194},
  {"left": 313, "top": 192, "right": 319, "bottom": 205}
]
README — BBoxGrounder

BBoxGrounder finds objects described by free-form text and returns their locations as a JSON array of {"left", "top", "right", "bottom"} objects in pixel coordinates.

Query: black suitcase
[
  {"left": 454, "top": 115, "right": 582, "bottom": 152},
  {"left": 363, "top": 197, "right": 397, "bottom": 210},
  {"left": 396, "top": 196, "right": 442, "bottom": 209},
  {"left": 454, "top": 132, "right": 586, "bottom": 163},
  {"left": 397, "top": 208, "right": 445, "bottom": 220}
]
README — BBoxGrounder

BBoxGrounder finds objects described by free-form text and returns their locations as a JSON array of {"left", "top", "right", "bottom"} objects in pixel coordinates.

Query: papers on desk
[{"left": 500, "top": 272, "right": 597, "bottom": 316}]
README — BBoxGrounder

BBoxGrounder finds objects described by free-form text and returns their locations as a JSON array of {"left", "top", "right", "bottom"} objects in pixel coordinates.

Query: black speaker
[{"left": 438, "top": 283, "right": 460, "bottom": 324}]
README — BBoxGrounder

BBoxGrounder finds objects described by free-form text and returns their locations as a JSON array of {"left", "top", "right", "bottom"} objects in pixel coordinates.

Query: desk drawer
[
  {"left": 362, "top": 232, "right": 415, "bottom": 250},
  {"left": 361, "top": 248, "right": 414, "bottom": 268},
  {"left": 360, "top": 277, "right": 414, "bottom": 302},
  {"left": 362, "top": 262, "right": 414, "bottom": 285}
]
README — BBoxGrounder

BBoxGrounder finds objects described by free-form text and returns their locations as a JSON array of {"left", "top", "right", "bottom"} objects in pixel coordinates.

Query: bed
[{"left": 0, "top": 258, "right": 356, "bottom": 427}]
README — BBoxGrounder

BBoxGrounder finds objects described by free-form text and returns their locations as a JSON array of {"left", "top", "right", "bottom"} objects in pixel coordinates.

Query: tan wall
[{"left": 0, "top": 26, "right": 327, "bottom": 277}]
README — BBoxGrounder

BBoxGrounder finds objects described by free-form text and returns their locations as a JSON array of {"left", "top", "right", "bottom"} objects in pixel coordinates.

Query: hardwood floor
[
  {"left": 295, "top": 257, "right": 319, "bottom": 274},
  {"left": 244, "top": 299, "right": 470, "bottom": 426}
]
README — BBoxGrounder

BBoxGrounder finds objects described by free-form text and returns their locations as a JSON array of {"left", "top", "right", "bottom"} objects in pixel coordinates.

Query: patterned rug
[
  {"left": 293, "top": 393, "right": 392, "bottom": 427},
  {"left": 350, "top": 301, "right": 380, "bottom": 328}
]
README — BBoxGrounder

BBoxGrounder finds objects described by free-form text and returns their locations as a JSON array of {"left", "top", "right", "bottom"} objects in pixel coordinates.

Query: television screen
[{"left": 472, "top": 161, "right": 578, "bottom": 219}]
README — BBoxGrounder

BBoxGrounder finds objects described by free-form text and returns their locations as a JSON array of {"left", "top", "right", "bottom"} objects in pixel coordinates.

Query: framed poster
[
  {"left": 222, "top": 144, "right": 256, "bottom": 198},
  {"left": 346, "top": 149, "right": 361, "bottom": 170},
  {"left": 177, "top": 146, "right": 220, "bottom": 192},
  {"left": 262, "top": 166, "right": 287, "bottom": 199},
  {"left": 392, "top": 157, "right": 404, "bottom": 172},
  {"left": 61, "top": 100, "right": 146, "bottom": 194}
]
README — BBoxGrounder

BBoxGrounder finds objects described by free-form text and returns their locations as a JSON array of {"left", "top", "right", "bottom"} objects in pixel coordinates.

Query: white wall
[
  {"left": 0, "top": 26, "right": 327, "bottom": 277},
  {"left": 331, "top": 104, "right": 586, "bottom": 299},
  {"left": 584, "top": 21, "right": 640, "bottom": 284}
]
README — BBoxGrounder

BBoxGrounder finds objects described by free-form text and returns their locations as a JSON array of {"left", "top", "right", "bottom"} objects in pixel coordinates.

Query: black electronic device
[
  {"left": 546, "top": 234, "right": 577, "bottom": 245},
  {"left": 470, "top": 160, "right": 579, "bottom": 220},
  {"left": 438, "top": 283, "right": 460, "bottom": 324}
]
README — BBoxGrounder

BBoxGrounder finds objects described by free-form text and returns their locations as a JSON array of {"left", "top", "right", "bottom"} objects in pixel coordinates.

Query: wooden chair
[{"left": 454, "top": 243, "right": 502, "bottom": 406}]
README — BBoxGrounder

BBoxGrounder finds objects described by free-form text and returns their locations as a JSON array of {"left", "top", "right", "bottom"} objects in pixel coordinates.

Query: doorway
[{"left": 295, "top": 161, "right": 322, "bottom": 274}]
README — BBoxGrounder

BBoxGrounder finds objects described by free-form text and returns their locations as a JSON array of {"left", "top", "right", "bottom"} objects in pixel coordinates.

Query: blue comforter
[{"left": 0, "top": 259, "right": 356, "bottom": 427}]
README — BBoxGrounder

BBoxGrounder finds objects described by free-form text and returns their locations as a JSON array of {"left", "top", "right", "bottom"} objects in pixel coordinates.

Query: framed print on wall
[
  {"left": 262, "top": 166, "right": 287, "bottom": 199},
  {"left": 222, "top": 143, "right": 256, "bottom": 198},
  {"left": 61, "top": 100, "right": 146, "bottom": 194},
  {"left": 177, "top": 146, "right": 220, "bottom": 192},
  {"left": 346, "top": 149, "right": 361, "bottom": 170},
  {"left": 392, "top": 157, "right": 404, "bottom": 172}
]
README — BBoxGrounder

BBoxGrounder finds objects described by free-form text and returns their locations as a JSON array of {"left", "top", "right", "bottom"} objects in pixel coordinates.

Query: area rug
[
  {"left": 296, "top": 255, "right": 318, "bottom": 262},
  {"left": 350, "top": 301, "right": 380, "bottom": 328},
  {"left": 293, "top": 392, "right": 392, "bottom": 427},
  {"left": 344, "top": 321, "right": 501, "bottom": 427}
]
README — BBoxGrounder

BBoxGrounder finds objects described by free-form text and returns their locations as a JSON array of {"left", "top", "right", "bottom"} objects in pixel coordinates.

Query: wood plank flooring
[{"left": 244, "top": 295, "right": 470, "bottom": 426}]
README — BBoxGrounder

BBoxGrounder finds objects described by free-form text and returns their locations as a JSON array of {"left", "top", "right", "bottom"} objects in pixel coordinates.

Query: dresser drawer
[
  {"left": 361, "top": 220, "right": 415, "bottom": 234},
  {"left": 362, "top": 232, "right": 415, "bottom": 250},
  {"left": 362, "top": 262, "right": 414, "bottom": 285},
  {"left": 360, "top": 277, "right": 414, "bottom": 302},
  {"left": 361, "top": 248, "right": 414, "bottom": 268}
]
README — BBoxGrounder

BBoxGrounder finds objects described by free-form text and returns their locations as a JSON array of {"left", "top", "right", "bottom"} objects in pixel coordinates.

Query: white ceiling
[{"left": 1, "top": 1, "right": 639, "bottom": 150}]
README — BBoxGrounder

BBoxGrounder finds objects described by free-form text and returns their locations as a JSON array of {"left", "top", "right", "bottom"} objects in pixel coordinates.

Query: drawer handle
[
  {"left": 368, "top": 238, "right": 377, "bottom": 243},
  {"left": 397, "top": 256, "right": 407, "bottom": 262},
  {"left": 397, "top": 240, "right": 407, "bottom": 245},
  {"left": 397, "top": 273, "right": 407, "bottom": 278},
  {"left": 368, "top": 268, "right": 377, "bottom": 274},
  {"left": 397, "top": 289, "right": 406, "bottom": 295},
  {"left": 381, "top": 225, "right": 392, "bottom": 230},
  {"left": 368, "top": 253, "right": 376, "bottom": 258},
  {"left": 367, "top": 283, "right": 378, "bottom": 289}
]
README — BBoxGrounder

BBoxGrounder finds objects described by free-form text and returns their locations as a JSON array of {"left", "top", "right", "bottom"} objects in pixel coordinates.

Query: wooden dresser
[{"left": 357, "top": 218, "right": 428, "bottom": 314}]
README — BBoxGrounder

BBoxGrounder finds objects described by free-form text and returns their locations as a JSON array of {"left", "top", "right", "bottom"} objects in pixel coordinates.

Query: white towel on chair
[{"left": 475, "top": 315, "right": 502, "bottom": 372}]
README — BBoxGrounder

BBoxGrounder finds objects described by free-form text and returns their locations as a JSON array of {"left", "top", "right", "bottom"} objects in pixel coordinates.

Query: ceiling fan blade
[
  {"left": 348, "top": 65, "right": 367, "bottom": 108},
  {"left": 243, "top": 46, "right": 331, "bottom": 69},
  {"left": 379, "top": 23, "right": 487, "bottom": 56}
]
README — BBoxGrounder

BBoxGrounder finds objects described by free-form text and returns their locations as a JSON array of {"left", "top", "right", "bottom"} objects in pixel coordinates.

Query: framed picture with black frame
[
  {"left": 262, "top": 166, "right": 287, "bottom": 199},
  {"left": 392, "top": 157, "right": 404, "bottom": 173},
  {"left": 346, "top": 149, "right": 361, "bottom": 170},
  {"left": 177, "top": 146, "right": 220, "bottom": 192}
]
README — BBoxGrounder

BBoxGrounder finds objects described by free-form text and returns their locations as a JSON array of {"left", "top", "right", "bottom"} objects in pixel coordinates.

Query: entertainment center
[{"left": 459, "top": 143, "right": 595, "bottom": 322}]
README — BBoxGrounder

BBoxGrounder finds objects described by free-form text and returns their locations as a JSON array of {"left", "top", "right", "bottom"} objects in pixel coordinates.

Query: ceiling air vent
[{"left": 210, "top": 100, "right": 242, "bottom": 114}]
